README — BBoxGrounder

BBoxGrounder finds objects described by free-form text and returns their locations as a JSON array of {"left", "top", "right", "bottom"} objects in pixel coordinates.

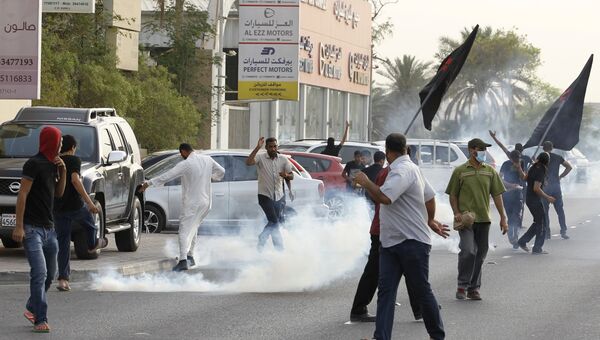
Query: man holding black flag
[{"left": 541, "top": 141, "right": 572, "bottom": 240}]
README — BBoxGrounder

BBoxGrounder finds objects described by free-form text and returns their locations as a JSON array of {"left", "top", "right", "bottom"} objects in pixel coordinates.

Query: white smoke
[{"left": 92, "top": 194, "right": 462, "bottom": 293}]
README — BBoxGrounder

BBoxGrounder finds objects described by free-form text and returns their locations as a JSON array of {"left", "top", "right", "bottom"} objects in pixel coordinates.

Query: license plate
[{"left": 2, "top": 214, "right": 16, "bottom": 227}]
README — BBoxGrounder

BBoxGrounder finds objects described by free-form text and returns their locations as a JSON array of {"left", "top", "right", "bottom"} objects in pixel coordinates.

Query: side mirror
[{"left": 107, "top": 150, "right": 127, "bottom": 165}]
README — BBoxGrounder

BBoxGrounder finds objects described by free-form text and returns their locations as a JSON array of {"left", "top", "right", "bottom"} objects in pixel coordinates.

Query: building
[{"left": 226, "top": 0, "right": 372, "bottom": 147}]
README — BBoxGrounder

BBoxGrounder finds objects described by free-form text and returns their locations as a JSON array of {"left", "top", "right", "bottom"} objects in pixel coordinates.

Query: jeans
[
  {"left": 457, "top": 222, "right": 490, "bottom": 290},
  {"left": 23, "top": 224, "right": 58, "bottom": 325},
  {"left": 374, "top": 240, "right": 444, "bottom": 340},
  {"left": 257, "top": 195, "right": 284, "bottom": 251},
  {"left": 351, "top": 234, "right": 420, "bottom": 317},
  {"left": 519, "top": 200, "right": 546, "bottom": 252},
  {"left": 542, "top": 185, "right": 567, "bottom": 236},
  {"left": 55, "top": 206, "right": 97, "bottom": 281},
  {"left": 504, "top": 191, "right": 522, "bottom": 245}
]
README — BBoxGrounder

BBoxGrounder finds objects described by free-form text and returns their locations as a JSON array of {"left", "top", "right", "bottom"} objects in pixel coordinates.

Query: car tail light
[{"left": 318, "top": 182, "right": 324, "bottom": 198}]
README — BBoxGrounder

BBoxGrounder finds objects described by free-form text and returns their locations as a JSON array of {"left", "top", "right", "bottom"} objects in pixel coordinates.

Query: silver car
[{"left": 143, "top": 150, "right": 328, "bottom": 233}]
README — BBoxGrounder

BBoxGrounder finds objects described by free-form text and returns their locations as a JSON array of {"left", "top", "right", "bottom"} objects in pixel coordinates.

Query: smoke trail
[{"left": 92, "top": 193, "right": 464, "bottom": 292}]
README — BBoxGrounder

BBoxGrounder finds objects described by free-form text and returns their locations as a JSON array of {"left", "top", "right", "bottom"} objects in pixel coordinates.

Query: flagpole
[
  {"left": 531, "top": 100, "right": 567, "bottom": 158},
  {"left": 404, "top": 89, "right": 436, "bottom": 135}
]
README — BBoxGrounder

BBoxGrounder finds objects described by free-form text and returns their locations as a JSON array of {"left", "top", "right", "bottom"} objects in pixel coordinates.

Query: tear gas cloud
[{"left": 92, "top": 194, "right": 460, "bottom": 293}]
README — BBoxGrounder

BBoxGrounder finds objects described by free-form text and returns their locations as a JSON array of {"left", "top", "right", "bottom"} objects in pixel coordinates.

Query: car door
[
  {"left": 228, "top": 155, "right": 261, "bottom": 227},
  {"left": 107, "top": 124, "right": 130, "bottom": 218},
  {"left": 202, "top": 155, "right": 229, "bottom": 227},
  {"left": 99, "top": 128, "right": 122, "bottom": 221}
]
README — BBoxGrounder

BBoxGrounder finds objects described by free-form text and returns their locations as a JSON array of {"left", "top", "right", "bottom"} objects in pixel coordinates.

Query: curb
[{"left": 0, "top": 258, "right": 176, "bottom": 283}]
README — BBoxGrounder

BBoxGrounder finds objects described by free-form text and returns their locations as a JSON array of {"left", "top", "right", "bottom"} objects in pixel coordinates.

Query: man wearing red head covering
[{"left": 12, "top": 126, "right": 67, "bottom": 333}]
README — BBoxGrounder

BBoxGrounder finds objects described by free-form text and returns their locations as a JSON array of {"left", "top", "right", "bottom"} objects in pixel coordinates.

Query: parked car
[
  {"left": 143, "top": 150, "right": 328, "bottom": 233},
  {"left": 142, "top": 149, "right": 178, "bottom": 169},
  {"left": 522, "top": 147, "right": 588, "bottom": 183},
  {"left": 0, "top": 107, "right": 144, "bottom": 259},
  {"left": 373, "top": 139, "right": 468, "bottom": 192},
  {"left": 280, "top": 151, "right": 346, "bottom": 217},
  {"left": 278, "top": 140, "right": 384, "bottom": 165}
]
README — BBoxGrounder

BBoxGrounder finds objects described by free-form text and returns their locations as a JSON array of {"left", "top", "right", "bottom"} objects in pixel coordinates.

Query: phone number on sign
[
  {"left": 0, "top": 58, "right": 35, "bottom": 66},
  {"left": 0, "top": 74, "right": 33, "bottom": 83}
]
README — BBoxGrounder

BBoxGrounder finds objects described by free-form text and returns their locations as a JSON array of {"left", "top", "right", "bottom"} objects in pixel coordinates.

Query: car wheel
[
  {"left": 74, "top": 201, "right": 104, "bottom": 260},
  {"left": 143, "top": 204, "right": 165, "bottom": 233},
  {"left": 326, "top": 196, "right": 345, "bottom": 219},
  {"left": 116, "top": 197, "right": 142, "bottom": 252},
  {"left": 1, "top": 236, "right": 22, "bottom": 249}
]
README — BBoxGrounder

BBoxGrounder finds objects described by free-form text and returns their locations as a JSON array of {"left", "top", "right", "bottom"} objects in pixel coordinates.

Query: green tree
[
  {"left": 436, "top": 26, "right": 541, "bottom": 138},
  {"left": 375, "top": 55, "right": 432, "bottom": 136},
  {"left": 36, "top": 8, "right": 202, "bottom": 152}
]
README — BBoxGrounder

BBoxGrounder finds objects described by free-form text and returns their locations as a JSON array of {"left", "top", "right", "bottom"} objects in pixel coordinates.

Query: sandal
[
  {"left": 33, "top": 322, "right": 50, "bottom": 333},
  {"left": 57, "top": 280, "right": 71, "bottom": 292},
  {"left": 23, "top": 310, "right": 35, "bottom": 325}
]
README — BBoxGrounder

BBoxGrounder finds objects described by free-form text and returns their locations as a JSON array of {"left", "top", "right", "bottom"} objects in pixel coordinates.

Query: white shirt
[
  {"left": 148, "top": 152, "right": 225, "bottom": 211},
  {"left": 379, "top": 155, "right": 436, "bottom": 248},
  {"left": 255, "top": 152, "right": 292, "bottom": 201}
]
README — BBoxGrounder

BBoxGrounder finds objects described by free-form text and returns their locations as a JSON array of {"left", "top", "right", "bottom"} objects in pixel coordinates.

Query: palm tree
[
  {"left": 376, "top": 55, "right": 433, "bottom": 134},
  {"left": 437, "top": 26, "right": 539, "bottom": 136}
]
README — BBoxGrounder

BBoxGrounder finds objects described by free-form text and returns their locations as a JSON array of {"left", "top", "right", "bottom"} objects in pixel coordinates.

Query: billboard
[
  {"left": 239, "top": 0, "right": 299, "bottom": 100},
  {"left": 0, "top": 0, "right": 41, "bottom": 99},
  {"left": 43, "top": 1, "right": 96, "bottom": 14}
]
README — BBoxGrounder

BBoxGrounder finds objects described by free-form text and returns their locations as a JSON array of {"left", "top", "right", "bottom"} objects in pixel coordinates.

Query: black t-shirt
[
  {"left": 500, "top": 160, "right": 524, "bottom": 186},
  {"left": 321, "top": 145, "right": 342, "bottom": 157},
  {"left": 22, "top": 153, "right": 58, "bottom": 227},
  {"left": 55, "top": 155, "right": 84, "bottom": 213},
  {"left": 526, "top": 164, "right": 546, "bottom": 202},
  {"left": 362, "top": 163, "right": 383, "bottom": 182},
  {"left": 343, "top": 161, "right": 365, "bottom": 178},
  {"left": 547, "top": 152, "right": 565, "bottom": 186}
]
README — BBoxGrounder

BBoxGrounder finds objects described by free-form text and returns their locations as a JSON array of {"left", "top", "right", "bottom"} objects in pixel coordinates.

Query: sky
[{"left": 375, "top": 0, "right": 600, "bottom": 102}]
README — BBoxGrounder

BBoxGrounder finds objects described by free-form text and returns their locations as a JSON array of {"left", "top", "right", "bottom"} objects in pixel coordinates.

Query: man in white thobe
[{"left": 140, "top": 143, "right": 225, "bottom": 271}]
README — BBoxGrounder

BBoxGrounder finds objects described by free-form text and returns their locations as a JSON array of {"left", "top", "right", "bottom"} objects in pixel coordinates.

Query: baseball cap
[{"left": 468, "top": 138, "right": 492, "bottom": 150}]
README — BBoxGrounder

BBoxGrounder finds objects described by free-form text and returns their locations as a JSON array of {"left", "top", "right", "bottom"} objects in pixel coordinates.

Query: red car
[{"left": 280, "top": 151, "right": 345, "bottom": 192}]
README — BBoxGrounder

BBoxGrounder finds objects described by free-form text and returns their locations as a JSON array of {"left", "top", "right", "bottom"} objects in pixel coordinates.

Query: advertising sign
[
  {"left": 43, "top": 1, "right": 96, "bottom": 14},
  {"left": 239, "top": 0, "right": 299, "bottom": 100},
  {"left": 0, "top": 0, "right": 41, "bottom": 99}
]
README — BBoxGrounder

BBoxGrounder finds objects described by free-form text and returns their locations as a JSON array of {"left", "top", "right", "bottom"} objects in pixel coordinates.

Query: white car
[
  {"left": 143, "top": 150, "right": 328, "bottom": 233},
  {"left": 278, "top": 140, "right": 384, "bottom": 165},
  {"left": 372, "top": 139, "right": 468, "bottom": 192}
]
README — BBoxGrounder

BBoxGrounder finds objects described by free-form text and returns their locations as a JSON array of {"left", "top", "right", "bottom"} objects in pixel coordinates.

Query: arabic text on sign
[
  {"left": 301, "top": 0, "right": 327, "bottom": 10},
  {"left": 333, "top": 0, "right": 359, "bottom": 28},
  {"left": 3, "top": 22, "right": 37, "bottom": 33}
]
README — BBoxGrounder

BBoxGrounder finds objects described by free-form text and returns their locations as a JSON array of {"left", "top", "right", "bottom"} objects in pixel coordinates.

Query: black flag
[
  {"left": 523, "top": 55, "right": 593, "bottom": 150},
  {"left": 418, "top": 25, "right": 479, "bottom": 130}
]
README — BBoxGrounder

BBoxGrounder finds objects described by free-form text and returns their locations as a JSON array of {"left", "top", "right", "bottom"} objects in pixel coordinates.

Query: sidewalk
[{"left": 0, "top": 233, "right": 175, "bottom": 282}]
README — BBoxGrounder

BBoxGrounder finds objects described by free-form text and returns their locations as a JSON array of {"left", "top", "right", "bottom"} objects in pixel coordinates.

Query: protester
[
  {"left": 361, "top": 151, "right": 386, "bottom": 205},
  {"left": 350, "top": 162, "right": 428, "bottom": 324},
  {"left": 541, "top": 141, "right": 572, "bottom": 240},
  {"left": 361, "top": 149, "right": 372, "bottom": 166},
  {"left": 446, "top": 138, "right": 507, "bottom": 300},
  {"left": 321, "top": 121, "right": 350, "bottom": 157},
  {"left": 140, "top": 143, "right": 225, "bottom": 271},
  {"left": 246, "top": 137, "right": 294, "bottom": 251},
  {"left": 54, "top": 135, "right": 105, "bottom": 292},
  {"left": 489, "top": 130, "right": 532, "bottom": 169},
  {"left": 342, "top": 150, "right": 366, "bottom": 191},
  {"left": 12, "top": 126, "right": 66, "bottom": 333},
  {"left": 499, "top": 150, "right": 527, "bottom": 248},
  {"left": 355, "top": 133, "right": 448, "bottom": 340},
  {"left": 518, "top": 152, "right": 556, "bottom": 254}
]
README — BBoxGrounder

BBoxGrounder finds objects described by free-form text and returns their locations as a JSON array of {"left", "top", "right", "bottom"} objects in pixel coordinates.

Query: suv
[
  {"left": 373, "top": 139, "right": 468, "bottom": 192},
  {"left": 0, "top": 107, "right": 145, "bottom": 259},
  {"left": 278, "top": 140, "right": 384, "bottom": 165}
]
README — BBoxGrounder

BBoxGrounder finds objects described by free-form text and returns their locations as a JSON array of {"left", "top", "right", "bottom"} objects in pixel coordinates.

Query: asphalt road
[{"left": 2, "top": 195, "right": 600, "bottom": 340}]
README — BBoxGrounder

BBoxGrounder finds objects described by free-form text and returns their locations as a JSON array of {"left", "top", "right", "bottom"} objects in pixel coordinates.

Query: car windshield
[
  {"left": 0, "top": 123, "right": 97, "bottom": 162},
  {"left": 145, "top": 154, "right": 183, "bottom": 179}
]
